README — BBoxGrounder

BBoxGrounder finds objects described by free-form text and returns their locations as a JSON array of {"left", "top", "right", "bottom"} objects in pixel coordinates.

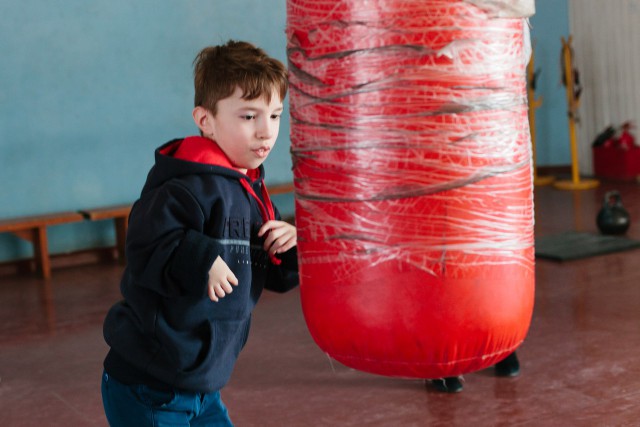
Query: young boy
[{"left": 101, "top": 40, "right": 298, "bottom": 426}]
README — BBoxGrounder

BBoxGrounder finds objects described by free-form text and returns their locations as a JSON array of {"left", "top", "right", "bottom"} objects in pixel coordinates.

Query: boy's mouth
[{"left": 253, "top": 147, "right": 270, "bottom": 158}]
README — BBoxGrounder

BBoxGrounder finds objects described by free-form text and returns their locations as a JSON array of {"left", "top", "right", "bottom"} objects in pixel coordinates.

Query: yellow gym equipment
[{"left": 554, "top": 36, "right": 599, "bottom": 190}]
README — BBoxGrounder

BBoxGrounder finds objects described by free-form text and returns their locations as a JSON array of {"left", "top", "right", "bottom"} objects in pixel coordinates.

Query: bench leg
[
  {"left": 32, "top": 227, "right": 51, "bottom": 280},
  {"left": 114, "top": 217, "right": 128, "bottom": 262},
  {"left": 13, "top": 227, "right": 51, "bottom": 279}
]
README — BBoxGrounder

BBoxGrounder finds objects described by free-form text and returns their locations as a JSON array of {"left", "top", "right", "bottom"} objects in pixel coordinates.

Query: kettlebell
[{"left": 596, "top": 191, "right": 631, "bottom": 235}]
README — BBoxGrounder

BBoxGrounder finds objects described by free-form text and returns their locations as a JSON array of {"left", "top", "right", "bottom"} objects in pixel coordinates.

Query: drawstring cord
[{"left": 240, "top": 180, "right": 282, "bottom": 265}]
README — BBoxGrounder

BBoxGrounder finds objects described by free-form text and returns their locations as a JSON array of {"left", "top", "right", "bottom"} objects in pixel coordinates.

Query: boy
[{"left": 101, "top": 40, "right": 298, "bottom": 426}]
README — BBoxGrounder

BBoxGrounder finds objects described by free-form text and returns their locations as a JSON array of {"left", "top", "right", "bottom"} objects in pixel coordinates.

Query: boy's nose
[{"left": 256, "top": 119, "right": 275, "bottom": 140}]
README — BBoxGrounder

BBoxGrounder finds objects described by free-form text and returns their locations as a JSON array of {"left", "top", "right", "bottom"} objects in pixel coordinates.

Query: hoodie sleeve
[{"left": 125, "top": 181, "right": 221, "bottom": 298}]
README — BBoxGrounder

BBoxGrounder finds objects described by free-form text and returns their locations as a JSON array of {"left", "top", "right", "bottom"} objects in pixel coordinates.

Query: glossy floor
[{"left": 1, "top": 180, "right": 639, "bottom": 426}]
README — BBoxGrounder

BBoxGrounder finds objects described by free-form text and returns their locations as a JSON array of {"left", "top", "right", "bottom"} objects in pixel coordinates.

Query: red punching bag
[{"left": 287, "top": 0, "right": 535, "bottom": 379}]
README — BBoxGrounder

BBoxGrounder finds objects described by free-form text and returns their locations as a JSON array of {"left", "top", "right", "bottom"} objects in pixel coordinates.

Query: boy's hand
[
  {"left": 207, "top": 256, "right": 239, "bottom": 302},
  {"left": 258, "top": 220, "right": 297, "bottom": 257}
]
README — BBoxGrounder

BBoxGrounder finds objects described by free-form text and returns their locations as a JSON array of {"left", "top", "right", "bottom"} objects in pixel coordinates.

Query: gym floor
[{"left": 1, "top": 179, "right": 639, "bottom": 426}]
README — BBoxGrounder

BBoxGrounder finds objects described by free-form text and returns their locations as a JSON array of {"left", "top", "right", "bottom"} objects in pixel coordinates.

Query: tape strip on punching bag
[{"left": 287, "top": 0, "right": 535, "bottom": 379}]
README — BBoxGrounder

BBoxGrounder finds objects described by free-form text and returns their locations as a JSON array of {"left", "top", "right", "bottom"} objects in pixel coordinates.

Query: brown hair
[{"left": 193, "top": 40, "right": 288, "bottom": 115}]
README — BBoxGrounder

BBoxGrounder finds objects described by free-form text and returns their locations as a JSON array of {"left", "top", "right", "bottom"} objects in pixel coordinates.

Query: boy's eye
[
  {"left": 271, "top": 114, "right": 281, "bottom": 120},
  {"left": 242, "top": 114, "right": 256, "bottom": 120}
]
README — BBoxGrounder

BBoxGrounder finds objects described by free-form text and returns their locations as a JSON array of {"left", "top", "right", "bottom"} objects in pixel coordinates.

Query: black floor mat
[{"left": 535, "top": 231, "right": 640, "bottom": 261}]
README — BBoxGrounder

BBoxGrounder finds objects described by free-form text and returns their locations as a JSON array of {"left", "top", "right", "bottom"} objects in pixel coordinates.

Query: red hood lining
[{"left": 161, "top": 136, "right": 260, "bottom": 181}]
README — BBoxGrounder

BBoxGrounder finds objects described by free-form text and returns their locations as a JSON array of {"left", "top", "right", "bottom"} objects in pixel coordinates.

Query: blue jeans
[{"left": 101, "top": 371, "right": 234, "bottom": 427}]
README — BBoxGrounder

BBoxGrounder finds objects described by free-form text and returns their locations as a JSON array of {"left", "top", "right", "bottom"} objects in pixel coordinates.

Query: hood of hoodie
[{"left": 143, "top": 136, "right": 264, "bottom": 190}]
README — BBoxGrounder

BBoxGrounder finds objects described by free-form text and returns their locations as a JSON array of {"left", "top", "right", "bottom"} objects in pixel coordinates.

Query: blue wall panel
[
  {"left": 0, "top": 0, "right": 292, "bottom": 261},
  {"left": 530, "top": 0, "right": 572, "bottom": 167}
]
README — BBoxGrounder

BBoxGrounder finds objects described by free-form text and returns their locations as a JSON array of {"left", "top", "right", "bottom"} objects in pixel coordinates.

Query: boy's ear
[{"left": 192, "top": 106, "right": 214, "bottom": 136}]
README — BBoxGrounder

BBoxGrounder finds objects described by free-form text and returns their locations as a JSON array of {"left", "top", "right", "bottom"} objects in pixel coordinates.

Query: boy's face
[{"left": 196, "top": 87, "right": 284, "bottom": 174}]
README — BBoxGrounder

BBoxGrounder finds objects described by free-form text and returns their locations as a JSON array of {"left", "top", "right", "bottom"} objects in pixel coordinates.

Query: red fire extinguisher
[{"left": 617, "top": 121, "right": 636, "bottom": 150}]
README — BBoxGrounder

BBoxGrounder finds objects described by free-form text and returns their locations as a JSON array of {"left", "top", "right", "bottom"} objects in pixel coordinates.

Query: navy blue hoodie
[{"left": 103, "top": 136, "right": 299, "bottom": 392}]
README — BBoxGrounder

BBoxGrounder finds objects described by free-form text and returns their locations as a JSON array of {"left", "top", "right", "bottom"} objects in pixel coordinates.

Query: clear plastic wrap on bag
[{"left": 287, "top": 0, "right": 535, "bottom": 378}]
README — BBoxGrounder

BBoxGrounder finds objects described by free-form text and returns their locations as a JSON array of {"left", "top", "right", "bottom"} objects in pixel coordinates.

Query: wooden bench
[
  {"left": 0, "top": 211, "right": 85, "bottom": 279},
  {"left": 79, "top": 204, "right": 132, "bottom": 262},
  {"left": 267, "top": 182, "right": 295, "bottom": 195}
]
